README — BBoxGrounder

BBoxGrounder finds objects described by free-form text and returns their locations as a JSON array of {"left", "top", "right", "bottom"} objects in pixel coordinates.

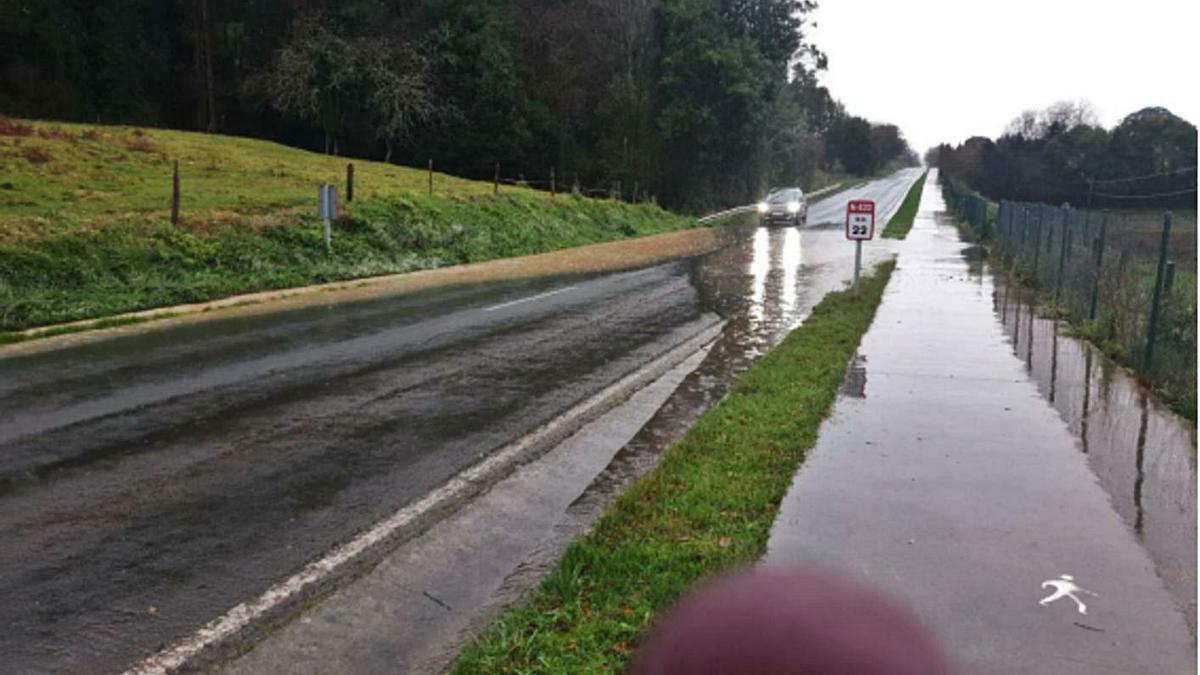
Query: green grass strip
[
  {"left": 452, "top": 260, "right": 897, "bottom": 673},
  {"left": 881, "top": 171, "right": 928, "bottom": 239}
]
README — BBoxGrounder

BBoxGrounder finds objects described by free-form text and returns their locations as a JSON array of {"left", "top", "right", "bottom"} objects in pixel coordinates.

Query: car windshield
[{"left": 766, "top": 190, "right": 801, "bottom": 203}]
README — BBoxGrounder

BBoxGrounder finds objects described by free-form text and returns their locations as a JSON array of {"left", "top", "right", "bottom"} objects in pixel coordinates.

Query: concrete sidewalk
[{"left": 765, "top": 171, "right": 1195, "bottom": 674}]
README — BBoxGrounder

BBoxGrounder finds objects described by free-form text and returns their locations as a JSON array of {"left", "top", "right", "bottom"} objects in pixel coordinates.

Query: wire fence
[{"left": 944, "top": 180, "right": 1197, "bottom": 417}]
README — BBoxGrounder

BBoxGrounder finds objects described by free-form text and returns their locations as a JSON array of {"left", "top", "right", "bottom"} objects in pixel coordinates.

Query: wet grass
[
  {"left": 881, "top": 170, "right": 927, "bottom": 239},
  {"left": 0, "top": 118, "right": 697, "bottom": 331},
  {"left": 451, "top": 261, "right": 896, "bottom": 673}
]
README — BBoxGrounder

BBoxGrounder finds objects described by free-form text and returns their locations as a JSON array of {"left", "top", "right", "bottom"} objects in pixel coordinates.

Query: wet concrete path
[
  {"left": 994, "top": 273, "right": 1197, "bottom": 632},
  {"left": 766, "top": 171, "right": 1196, "bottom": 674},
  {"left": 0, "top": 170, "right": 920, "bottom": 674}
]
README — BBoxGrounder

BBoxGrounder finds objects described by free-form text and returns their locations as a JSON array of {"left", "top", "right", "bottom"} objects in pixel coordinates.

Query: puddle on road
[{"left": 991, "top": 271, "right": 1197, "bottom": 633}]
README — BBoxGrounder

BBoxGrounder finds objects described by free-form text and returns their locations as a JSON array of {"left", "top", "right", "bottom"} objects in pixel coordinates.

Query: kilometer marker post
[{"left": 846, "top": 199, "right": 876, "bottom": 296}]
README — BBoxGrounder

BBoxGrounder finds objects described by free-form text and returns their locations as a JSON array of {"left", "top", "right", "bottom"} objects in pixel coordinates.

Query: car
[{"left": 756, "top": 188, "right": 807, "bottom": 227}]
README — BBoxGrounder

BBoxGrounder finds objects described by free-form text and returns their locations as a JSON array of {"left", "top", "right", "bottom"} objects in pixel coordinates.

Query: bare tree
[
  {"left": 1006, "top": 100, "right": 1099, "bottom": 139},
  {"left": 1041, "top": 99, "right": 1099, "bottom": 133},
  {"left": 1005, "top": 109, "right": 1042, "bottom": 138},
  {"left": 256, "top": 14, "right": 356, "bottom": 154},
  {"left": 359, "top": 40, "right": 440, "bottom": 164}
]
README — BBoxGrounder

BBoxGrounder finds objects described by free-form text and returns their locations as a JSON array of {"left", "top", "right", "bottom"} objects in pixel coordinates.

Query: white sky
[{"left": 807, "top": 0, "right": 1200, "bottom": 156}]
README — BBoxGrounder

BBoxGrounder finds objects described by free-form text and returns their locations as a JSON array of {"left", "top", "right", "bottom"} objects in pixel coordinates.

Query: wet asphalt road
[
  {"left": 806, "top": 169, "right": 923, "bottom": 227},
  {"left": 0, "top": 169, "right": 919, "bottom": 674}
]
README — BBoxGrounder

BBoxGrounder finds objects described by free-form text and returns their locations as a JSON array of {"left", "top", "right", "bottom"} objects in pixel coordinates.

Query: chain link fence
[{"left": 943, "top": 179, "right": 1196, "bottom": 417}]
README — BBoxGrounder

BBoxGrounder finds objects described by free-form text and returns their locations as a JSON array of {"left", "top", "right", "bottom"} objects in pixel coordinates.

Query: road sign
[
  {"left": 846, "top": 199, "right": 875, "bottom": 296},
  {"left": 318, "top": 184, "right": 337, "bottom": 220},
  {"left": 846, "top": 199, "right": 875, "bottom": 240},
  {"left": 318, "top": 185, "right": 337, "bottom": 252}
]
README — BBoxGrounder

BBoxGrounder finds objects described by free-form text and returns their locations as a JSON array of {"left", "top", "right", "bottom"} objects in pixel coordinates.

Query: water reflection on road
[
  {"left": 534, "top": 224, "right": 897, "bottom": 580},
  {"left": 992, "top": 272, "right": 1197, "bottom": 632}
]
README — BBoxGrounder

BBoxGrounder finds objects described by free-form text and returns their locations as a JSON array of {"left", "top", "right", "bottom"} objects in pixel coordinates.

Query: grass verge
[
  {"left": 881, "top": 171, "right": 927, "bottom": 239},
  {"left": 452, "top": 260, "right": 896, "bottom": 673}
]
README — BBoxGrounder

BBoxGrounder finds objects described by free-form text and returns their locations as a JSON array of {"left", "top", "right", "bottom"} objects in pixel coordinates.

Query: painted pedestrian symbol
[{"left": 1039, "top": 574, "right": 1097, "bottom": 615}]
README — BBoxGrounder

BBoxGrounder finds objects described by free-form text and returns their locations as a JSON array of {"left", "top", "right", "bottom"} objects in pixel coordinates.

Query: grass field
[
  {"left": 0, "top": 118, "right": 695, "bottom": 332},
  {"left": 452, "top": 261, "right": 895, "bottom": 673}
]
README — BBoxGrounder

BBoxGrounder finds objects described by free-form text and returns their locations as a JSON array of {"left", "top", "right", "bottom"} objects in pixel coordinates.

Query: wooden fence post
[
  {"left": 428, "top": 159, "right": 433, "bottom": 196},
  {"left": 346, "top": 163, "right": 354, "bottom": 202}
]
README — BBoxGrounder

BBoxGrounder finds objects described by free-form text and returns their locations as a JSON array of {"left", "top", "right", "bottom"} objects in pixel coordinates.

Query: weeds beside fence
[{"left": 944, "top": 180, "right": 1197, "bottom": 419}]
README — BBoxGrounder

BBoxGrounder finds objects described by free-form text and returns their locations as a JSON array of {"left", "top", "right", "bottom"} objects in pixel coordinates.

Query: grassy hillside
[{"left": 0, "top": 118, "right": 695, "bottom": 332}]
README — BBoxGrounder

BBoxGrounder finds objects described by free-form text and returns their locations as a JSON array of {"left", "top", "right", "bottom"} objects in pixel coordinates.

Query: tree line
[
  {"left": 0, "top": 0, "right": 917, "bottom": 211},
  {"left": 931, "top": 101, "right": 1197, "bottom": 209}
]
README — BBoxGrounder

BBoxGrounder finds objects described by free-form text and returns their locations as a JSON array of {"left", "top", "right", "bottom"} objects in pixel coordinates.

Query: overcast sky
[{"left": 807, "top": 0, "right": 1200, "bottom": 156}]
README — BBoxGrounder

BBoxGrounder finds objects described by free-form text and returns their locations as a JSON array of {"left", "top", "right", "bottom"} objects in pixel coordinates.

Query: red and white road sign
[{"left": 845, "top": 200, "right": 876, "bottom": 240}]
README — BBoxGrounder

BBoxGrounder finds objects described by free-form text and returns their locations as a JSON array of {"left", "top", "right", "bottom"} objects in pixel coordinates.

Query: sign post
[
  {"left": 318, "top": 185, "right": 337, "bottom": 253},
  {"left": 845, "top": 199, "right": 876, "bottom": 296}
]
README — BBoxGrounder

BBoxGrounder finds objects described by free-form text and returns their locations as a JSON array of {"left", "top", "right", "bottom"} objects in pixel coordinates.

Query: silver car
[{"left": 756, "top": 188, "right": 808, "bottom": 227}]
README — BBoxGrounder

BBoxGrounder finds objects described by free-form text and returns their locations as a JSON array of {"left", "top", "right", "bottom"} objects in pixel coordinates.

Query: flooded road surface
[
  {"left": 0, "top": 171, "right": 918, "bottom": 674},
  {"left": 995, "top": 275, "right": 1197, "bottom": 632},
  {"left": 767, "top": 172, "right": 1195, "bottom": 674}
]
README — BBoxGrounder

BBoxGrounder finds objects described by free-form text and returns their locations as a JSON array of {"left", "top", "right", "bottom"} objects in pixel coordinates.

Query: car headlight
[
  {"left": 756, "top": 202, "right": 769, "bottom": 214},
  {"left": 787, "top": 201, "right": 801, "bottom": 214}
]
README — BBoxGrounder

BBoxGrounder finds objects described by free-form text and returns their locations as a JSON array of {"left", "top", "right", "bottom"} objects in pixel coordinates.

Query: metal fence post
[
  {"left": 1143, "top": 212, "right": 1173, "bottom": 371},
  {"left": 1003, "top": 202, "right": 1012, "bottom": 245},
  {"left": 1055, "top": 206, "right": 1069, "bottom": 303},
  {"left": 1019, "top": 204, "right": 1028, "bottom": 254},
  {"left": 1031, "top": 206, "right": 1043, "bottom": 284},
  {"left": 1088, "top": 215, "right": 1107, "bottom": 321}
]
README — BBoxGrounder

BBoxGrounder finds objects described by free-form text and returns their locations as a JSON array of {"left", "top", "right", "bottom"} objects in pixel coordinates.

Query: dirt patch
[
  {"left": 0, "top": 116, "right": 34, "bottom": 137},
  {"left": 36, "top": 126, "right": 78, "bottom": 143},
  {"left": 22, "top": 147, "right": 52, "bottom": 164},
  {"left": 124, "top": 136, "right": 160, "bottom": 154},
  {"left": 2, "top": 226, "right": 723, "bottom": 357}
]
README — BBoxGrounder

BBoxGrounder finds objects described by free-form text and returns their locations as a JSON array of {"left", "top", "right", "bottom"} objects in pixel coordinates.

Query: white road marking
[
  {"left": 483, "top": 285, "right": 578, "bottom": 312},
  {"left": 1040, "top": 574, "right": 1098, "bottom": 615}
]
